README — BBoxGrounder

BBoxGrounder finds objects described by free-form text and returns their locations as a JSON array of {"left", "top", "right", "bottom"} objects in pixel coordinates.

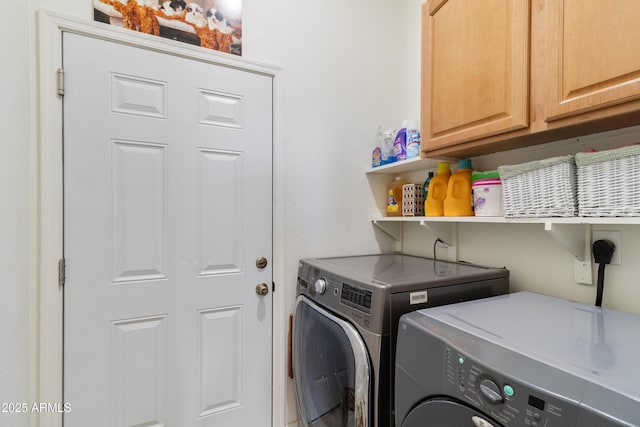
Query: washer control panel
[
  {"left": 313, "top": 278, "right": 327, "bottom": 295},
  {"left": 444, "top": 346, "right": 576, "bottom": 426},
  {"left": 297, "top": 262, "right": 381, "bottom": 333},
  {"left": 340, "top": 283, "right": 373, "bottom": 314}
]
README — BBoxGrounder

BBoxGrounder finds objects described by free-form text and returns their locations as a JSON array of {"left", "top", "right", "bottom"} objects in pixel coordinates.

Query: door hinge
[
  {"left": 272, "top": 282, "right": 275, "bottom": 292},
  {"left": 56, "top": 68, "right": 64, "bottom": 96},
  {"left": 58, "top": 258, "right": 66, "bottom": 287}
]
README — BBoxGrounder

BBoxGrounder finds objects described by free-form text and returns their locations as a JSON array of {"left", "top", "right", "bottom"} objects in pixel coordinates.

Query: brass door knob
[
  {"left": 256, "top": 283, "right": 269, "bottom": 296},
  {"left": 256, "top": 256, "right": 268, "bottom": 269}
]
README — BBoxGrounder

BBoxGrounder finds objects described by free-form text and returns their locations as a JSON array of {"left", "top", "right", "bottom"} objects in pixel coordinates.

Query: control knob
[
  {"left": 479, "top": 378, "right": 503, "bottom": 404},
  {"left": 314, "top": 278, "right": 327, "bottom": 295}
]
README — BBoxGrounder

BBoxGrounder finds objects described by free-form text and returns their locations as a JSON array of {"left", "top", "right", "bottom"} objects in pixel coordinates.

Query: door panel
[
  {"left": 111, "top": 140, "right": 167, "bottom": 282},
  {"left": 197, "top": 148, "right": 243, "bottom": 275},
  {"left": 63, "top": 32, "right": 272, "bottom": 427},
  {"left": 110, "top": 315, "right": 168, "bottom": 427},
  {"left": 197, "top": 306, "right": 242, "bottom": 416},
  {"left": 545, "top": 0, "right": 640, "bottom": 120},
  {"left": 422, "top": 0, "right": 529, "bottom": 149}
]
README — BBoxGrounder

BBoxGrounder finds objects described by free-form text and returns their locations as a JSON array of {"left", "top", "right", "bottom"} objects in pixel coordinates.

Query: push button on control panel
[{"left": 503, "top": 384, "right": 515, "bottom": 398}]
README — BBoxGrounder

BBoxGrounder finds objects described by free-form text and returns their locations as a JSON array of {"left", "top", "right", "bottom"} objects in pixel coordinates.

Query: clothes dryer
[
  {"left": 293, "top": 253, "right": 509, "bottom": 427},
  {"left": 395, "top": 292, "right": 640, "bottom": 427}
]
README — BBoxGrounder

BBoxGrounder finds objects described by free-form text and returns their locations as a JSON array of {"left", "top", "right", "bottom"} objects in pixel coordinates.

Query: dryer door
[
  {"left": 402, "top": 398, "right": 504, "bottom": 427},
  {"left": 293, "top": 296, "right": 371, "bottom": 427}
]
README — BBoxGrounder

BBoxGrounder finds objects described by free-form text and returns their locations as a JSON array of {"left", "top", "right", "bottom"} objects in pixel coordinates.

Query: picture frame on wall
[{"left": 93, "top": 0, "right": 242, "bottom": 55}]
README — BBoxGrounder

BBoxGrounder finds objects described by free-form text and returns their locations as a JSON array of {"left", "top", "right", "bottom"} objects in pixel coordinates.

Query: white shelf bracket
[
  {"left": 372, "top": 220, "right": 402, "bottom": 241},
  {"left": 418, "top": 220, "right": 454, "bottom": 246},
  {"left": 419, "top": 220, "right": 458, "bottom": 261},
  {"left": 544, "top": 222, "right": 593, "bottom": 285}
]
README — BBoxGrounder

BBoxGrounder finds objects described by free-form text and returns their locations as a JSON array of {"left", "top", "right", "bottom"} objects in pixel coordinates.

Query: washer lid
[
  {"left": 417, "top": 292, "right": 640, "bottom": 404},
  {"left": 301, "top": 253, "right": 508, "bottom": 291}
]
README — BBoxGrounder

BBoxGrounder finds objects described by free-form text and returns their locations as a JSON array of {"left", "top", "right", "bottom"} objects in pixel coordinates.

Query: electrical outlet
[{"left": 592, "top": 230, "right": 622, "bottom": 265}]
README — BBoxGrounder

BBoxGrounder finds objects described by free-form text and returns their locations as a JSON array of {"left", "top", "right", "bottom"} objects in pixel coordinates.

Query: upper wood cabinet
[
  {"left": 421, "top": 0, "right": 530, "bottom": 150},
  {"left": 545, "top": 0, "right": 640, "bottom": 121},
  {"left": 421, "top": 0, "right": 640, "bottom": 158}
]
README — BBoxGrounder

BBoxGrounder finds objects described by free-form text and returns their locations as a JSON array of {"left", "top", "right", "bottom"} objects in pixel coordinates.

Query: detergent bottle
[
  {"left": 444, "top": 159, "right": 474, "bottom": 216},
  {"left": 393, "top": 127, "right": 407, "bottom": 162},
  {"left": 424, "top": 162, "right": 451, "bottom": 216},
  {"left": 422, "top": 171, "right": 434, "bottom": 205},
  {"left": 386, "top": 176, "right": 408, "bottom": 217}
]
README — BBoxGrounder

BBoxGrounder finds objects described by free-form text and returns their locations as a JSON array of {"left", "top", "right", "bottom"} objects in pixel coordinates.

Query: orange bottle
[
  {"left": 424, "top": 162, "right": 451, "bottom": 216},
  {"left": 386, "top": 177, "right": 408, "bottom": 217},
  {"left": 444, "top": 159, "right": 474, "bottom": 216}
]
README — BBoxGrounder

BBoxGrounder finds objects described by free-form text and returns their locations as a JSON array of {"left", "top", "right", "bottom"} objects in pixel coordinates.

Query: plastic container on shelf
[
  {"left": 402, "top": 183, "right": 424, "bottom": 216},
  {"left": 472, "top": 170, "right": 503, "bottom": 216},
  {"left": 386, "top": 177, "right": 409, "bottom": 217},
  {"left": 405, "top": 120, "right": 421, "bottom": 159},
  {"left": 382, "top": 129, "right": 396, "bottom": 165},
  {"left": 471, "top": 170, "right": 500, "bottom": 182},
  {"left": 393, "top": 127, "right": 407, "bottom": 162},
  {"left": 444, "top": 159, "right": 474, "bottom": 216},
  {"left": 422, "top": 171, "right": 434, "bottom": 206},
  {"left": 372, "top": 146, "right": 382, "bottom": 167},
  {"left": 424, "top": 162, "right": 451, "bottom": 216}
]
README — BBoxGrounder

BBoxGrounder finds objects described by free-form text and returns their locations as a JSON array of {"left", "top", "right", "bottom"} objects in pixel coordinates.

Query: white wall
[
  {"left": 0, "top": 1, "right": 31, "bottom": 425},
  {"left": 243, "top": 1, "right": 423, "bottom": 421},
  {"left": 3, "top": 1, "right": 420, "bottom": 426}
]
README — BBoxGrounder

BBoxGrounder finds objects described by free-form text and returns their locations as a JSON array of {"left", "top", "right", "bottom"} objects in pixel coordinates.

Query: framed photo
[{"left": 93, "top": 0, "right": 242, "bottom": 55}]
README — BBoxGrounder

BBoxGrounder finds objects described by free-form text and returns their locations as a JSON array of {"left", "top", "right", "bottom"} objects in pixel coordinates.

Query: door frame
[{"left": 34, "top": 10, "right": 285, "bottom": 427}]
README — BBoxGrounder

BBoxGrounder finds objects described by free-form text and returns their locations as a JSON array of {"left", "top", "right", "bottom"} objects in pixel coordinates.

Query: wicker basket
[
  {"left": 497, "top": 155, "right": 577, "bottom": 217},
  {"left": 575, "top": 145, "right": 640, "bottom": 217}
]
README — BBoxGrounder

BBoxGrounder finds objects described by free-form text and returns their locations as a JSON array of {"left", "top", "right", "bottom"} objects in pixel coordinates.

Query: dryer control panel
[{"left": 443, "top": 345, "right": 577, "bottom": 426}]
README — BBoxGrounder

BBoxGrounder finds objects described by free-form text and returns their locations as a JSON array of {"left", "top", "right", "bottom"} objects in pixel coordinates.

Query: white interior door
[{"left": 63, "top": 32, "right": 273, "bottom": 427}]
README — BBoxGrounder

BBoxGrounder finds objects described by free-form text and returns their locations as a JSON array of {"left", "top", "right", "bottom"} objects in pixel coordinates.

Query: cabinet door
[
  {"left": 421, "top": 0, "right": 530, "bottom": 151},
  {"left": 545, "top": 0, "right": 640, "bottom": 121}
]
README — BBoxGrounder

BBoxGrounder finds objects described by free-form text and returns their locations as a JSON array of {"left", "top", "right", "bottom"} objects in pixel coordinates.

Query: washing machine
[
  {"left": 292, "top": 253, "right": 510, "bottom": 427},
  {"left": 395, "top": 292, "right": 640, "bottom": 427}
]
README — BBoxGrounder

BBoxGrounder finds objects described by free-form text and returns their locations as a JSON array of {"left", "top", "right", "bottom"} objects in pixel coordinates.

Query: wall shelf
[
  {"left": 371, "top": 216, "right": 640, "bottom": 225},
  {"left": 372, "top": 216, "right": 640, "bottom": 285},
  {"left": 366, "top": 157, "right": 441, "bottom": 175},
  {"left": 369, "top": 161, "right": 640, "bottom": 285}
]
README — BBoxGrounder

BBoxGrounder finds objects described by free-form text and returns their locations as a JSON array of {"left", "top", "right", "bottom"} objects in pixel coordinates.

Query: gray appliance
[
  {"left": 293, "top": 253, "right": 509, "bottom": 427},
  {"left": 395, "top": 292, "right": 640, "bottom": 427}
]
